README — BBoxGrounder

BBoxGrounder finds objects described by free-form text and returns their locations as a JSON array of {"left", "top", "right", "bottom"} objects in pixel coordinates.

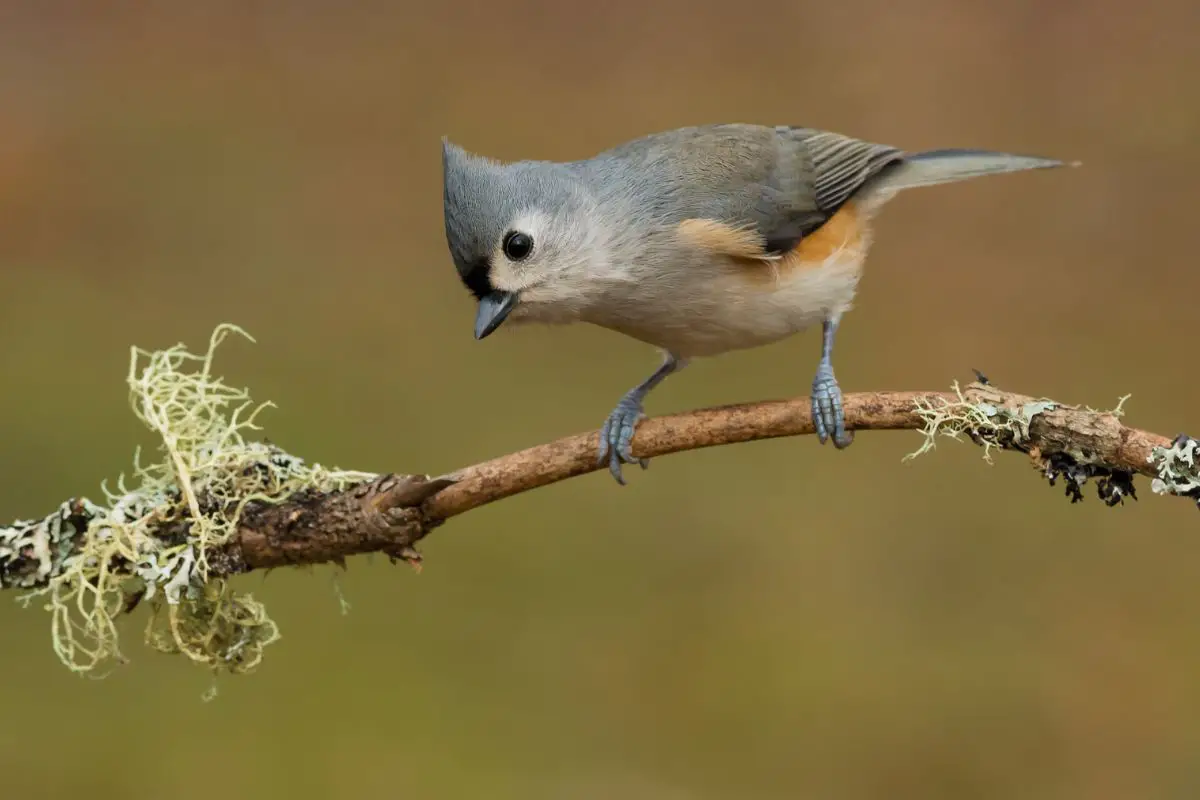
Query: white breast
[{"left": 588, "top": 246, "right": 867, "bottom": 359}]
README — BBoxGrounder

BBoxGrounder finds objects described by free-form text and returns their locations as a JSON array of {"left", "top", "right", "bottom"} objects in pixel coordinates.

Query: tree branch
[
  {"left": 6, "top": 375, "right": 1197, "bottom": 678},
  {"left": 421, "top": 385, "right": 1175, "bottom": 520},
  {"left": 225, "top": 381, "right": 1194, "bottom": 572},
  {"left": 5, "top": 381, "right": 1195, "bottom": 593}
]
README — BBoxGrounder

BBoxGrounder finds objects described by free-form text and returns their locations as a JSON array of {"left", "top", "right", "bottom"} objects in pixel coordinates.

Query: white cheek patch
[
  {"left": 488, "top": 209, "right": 552, "bottom": 292},
  {"left": 487, "top": 260, "right": 520, "bottom": 292}
]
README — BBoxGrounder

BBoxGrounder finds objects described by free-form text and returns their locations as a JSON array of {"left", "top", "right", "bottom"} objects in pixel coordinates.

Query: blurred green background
[{"left": 2, "top": 2, "right": 1198, "bottom": 798}]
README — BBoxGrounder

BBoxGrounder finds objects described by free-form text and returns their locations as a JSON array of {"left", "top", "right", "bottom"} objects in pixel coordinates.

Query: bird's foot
[
  {"left": 598, "top": 395, "right": 650, "bottom": 485},
  {"left": 811, "top": 364, "right": 854, "bottom": 449}
]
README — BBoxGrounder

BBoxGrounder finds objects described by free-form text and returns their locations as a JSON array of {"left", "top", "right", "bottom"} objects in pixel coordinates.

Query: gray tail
[{"left": 872, "top": 148, "right": 1078, "bottom": 193}]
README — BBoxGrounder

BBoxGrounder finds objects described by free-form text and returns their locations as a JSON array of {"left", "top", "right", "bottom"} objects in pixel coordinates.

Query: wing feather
[
  {"left": 801, "top": 129, "right": 904, "bottom": 214},
  {"left": 599, "top": 124, "right": 903, "bottom": 262},
  {"left": 678, "top": 126, "right": 902, "bottom": 260}
]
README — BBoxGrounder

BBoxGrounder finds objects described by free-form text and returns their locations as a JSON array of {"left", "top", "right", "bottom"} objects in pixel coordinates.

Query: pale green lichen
[
  {"left": 1149, "top": 435, "right": 1200, "bottom": 503},
  {"left": 904, "top": 381, "right": 1058, "bottom": 463},
  {"left": 904, "top": 385, "right": 1143, "bottom": 506},
  {"left": 4, "top": 324, "right": 376, "bottom": 677},
  {"left": 1086, "top": 393, "right": 1132, "bottom": 418}
]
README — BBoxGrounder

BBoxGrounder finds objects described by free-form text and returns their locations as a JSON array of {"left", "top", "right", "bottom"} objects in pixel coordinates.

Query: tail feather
[{"left": 871, "top": 148, "right": 1078, "bottom": 193}]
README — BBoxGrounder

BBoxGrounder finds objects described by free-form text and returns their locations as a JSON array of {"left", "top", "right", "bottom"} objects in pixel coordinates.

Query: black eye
[{"left": 502, "top": 231, "right": 533, "bottom": 261}]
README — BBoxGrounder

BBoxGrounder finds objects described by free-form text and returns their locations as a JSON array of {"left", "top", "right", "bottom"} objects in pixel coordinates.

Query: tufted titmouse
[{"left": 441, "top": 124, "right": 1073, "bottom": 484}]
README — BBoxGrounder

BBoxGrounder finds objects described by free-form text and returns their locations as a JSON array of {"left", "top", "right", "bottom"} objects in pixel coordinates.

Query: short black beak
[{"left": 474, "top": 291, "right": 517, "bottom": 340}]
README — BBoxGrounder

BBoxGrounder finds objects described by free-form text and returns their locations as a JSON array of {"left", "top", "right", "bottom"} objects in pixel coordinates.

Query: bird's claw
[
  {"left": 598, "top": 396, "right": 649, "bottom": 485},
  {"left": 811, "top": 366, "right": 854, "bottom": 449}
]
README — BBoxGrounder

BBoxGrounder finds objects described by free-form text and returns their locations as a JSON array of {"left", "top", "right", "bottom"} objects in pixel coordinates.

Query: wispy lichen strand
[
  {"left": 904, "top": 381, "right": 1058, "bottom": 462},
  {"left": 1, "top": 324, "right": 376, "bottom": 676}
]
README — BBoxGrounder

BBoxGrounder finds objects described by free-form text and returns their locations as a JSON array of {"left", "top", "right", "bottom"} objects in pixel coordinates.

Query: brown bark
[
  {"left": 422, "top": 385, "right": 1173, "bottom": 519},
  {"left": 3, "top": 383, "right": 1188, "bottom": 590},
  {"left": 225, "top": 383, "right": 1183, "bottom": 573}
]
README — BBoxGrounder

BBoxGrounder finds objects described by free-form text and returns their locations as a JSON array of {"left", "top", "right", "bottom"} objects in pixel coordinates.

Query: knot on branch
[{"left": 230, "top": 472, "right": 459, "bottom": 573}]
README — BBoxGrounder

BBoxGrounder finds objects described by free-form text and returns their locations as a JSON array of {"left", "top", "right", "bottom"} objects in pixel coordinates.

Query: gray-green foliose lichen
[
  {"left": 0, "top": 499, "right": 101, "bottom": 589},
  {"left": 1150, "top": 434, "right": 1200, "bottom": 508}
]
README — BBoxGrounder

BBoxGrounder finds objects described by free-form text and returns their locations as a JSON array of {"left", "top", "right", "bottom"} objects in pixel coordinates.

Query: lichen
[
  {"left": 905, "top": 383, "right": 1140, "bottom": 507},
  {"left": 1, "top": 499, "right": 102, "bottom": 590},
  {"left": 904, "top": 381, "right": 1058, "bottom": 463},
  {"left": 3, "top": 324, "right": 376, "bottom": 676},
  {"left": 1039, "top": 451, "right": 1138, "bottom": 507},
  {"left": 1150, "top": 434, "right": 1200, "bottom": 508}
]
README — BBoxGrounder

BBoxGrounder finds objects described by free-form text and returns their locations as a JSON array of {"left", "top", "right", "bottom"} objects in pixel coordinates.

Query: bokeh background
[{"left": 2, "top": 2, "right": 1198, "bottom": 798}]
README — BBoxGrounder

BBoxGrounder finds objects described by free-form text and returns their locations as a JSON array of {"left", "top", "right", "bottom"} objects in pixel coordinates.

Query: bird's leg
[
  {"left": 811, "top": 316, "right": 854, "bottom": 449},
  {"left": 598, "top": 352, "right": 688, "bottom": 485}
]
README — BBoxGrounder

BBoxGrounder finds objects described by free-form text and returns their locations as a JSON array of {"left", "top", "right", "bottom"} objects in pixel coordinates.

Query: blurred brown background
[{"left": 1, "top": 1, "right": 1198, "bottom": 798}]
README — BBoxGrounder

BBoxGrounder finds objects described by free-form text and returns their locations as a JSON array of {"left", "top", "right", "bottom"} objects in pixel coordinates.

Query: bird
[{"left": 440, "top": 123, "right": 1074, "bottom": 484}]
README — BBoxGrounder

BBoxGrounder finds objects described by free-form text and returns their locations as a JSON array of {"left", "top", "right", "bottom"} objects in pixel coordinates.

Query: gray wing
[
  {"left": 591, "top": 123, "right": 906, "bottom": 256},
  {"left": 752, "top": 127, "right": 904, "bottom": 255}
]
